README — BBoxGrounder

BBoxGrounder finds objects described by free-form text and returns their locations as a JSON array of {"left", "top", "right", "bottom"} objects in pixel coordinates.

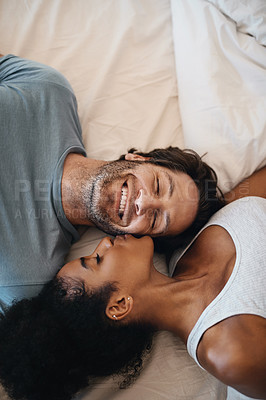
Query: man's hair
[
  {"left": 0, "top": 277, "right": 153, "bottom": 400},
  {"left": 120, "top": 147, "right": 225, "bottom": 256}
]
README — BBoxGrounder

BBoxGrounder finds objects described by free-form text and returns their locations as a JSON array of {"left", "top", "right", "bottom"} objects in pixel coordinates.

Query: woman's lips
[{"left": 114, "top": 234, "right": 132, "bottom": 242}]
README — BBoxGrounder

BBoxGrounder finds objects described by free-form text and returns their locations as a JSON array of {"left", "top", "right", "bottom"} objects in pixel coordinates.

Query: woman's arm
[
  {"left": 197, "top": 315, "right": 266, "bottom": 399},
  {"left": 224, "top": 165, "right": 266, "bottom": 203}
]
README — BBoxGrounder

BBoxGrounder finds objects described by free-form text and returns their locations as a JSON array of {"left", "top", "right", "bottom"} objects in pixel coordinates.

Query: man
[
  {"left": 0, "top": 54, "right": 264, "bottom": 312},
  {"left": 61, "top": 146, "right": 222, "bottom": 237}
]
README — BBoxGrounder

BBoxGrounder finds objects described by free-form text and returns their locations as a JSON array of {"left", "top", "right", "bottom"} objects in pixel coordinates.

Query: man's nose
[{"left": 135, "top": 189, "right": 160, "bottom": 216}]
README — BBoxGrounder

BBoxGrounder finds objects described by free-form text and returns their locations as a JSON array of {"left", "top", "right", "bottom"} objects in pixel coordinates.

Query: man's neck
[{"left": 61, "top": 153, "right": 107, "bottom": 226}]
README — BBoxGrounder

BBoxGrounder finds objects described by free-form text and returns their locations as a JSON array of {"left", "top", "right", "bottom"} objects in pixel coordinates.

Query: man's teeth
[{"left": 119, "top": 186, "right": 128, "bottom": 216}]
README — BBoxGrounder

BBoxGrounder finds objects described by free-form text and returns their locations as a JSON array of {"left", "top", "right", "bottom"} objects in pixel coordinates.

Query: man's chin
[
  {"left": 108, "top": 222, "right": 128, "bottom": 235},
  {"left": 88, "top": 205, "right": 128, "bottom": 235},
  {"left": 93, "top": 219, "right": 128, "bottom": 236}
]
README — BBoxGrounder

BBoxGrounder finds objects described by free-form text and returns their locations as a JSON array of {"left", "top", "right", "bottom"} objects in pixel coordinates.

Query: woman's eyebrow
[{"left": 80, "top": 257, "right": 87, "bottom": 269}]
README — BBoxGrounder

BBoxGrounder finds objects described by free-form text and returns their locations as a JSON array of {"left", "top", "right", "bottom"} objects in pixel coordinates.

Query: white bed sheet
[
  {"left": 0, "top": 0, "right": 183, "bottom": 160},
  {"left": 0, "top": 0, "right": 265, "bottom": 399},
  {"left": 171, "top": 0, "right": 266, "bottom": 193}
]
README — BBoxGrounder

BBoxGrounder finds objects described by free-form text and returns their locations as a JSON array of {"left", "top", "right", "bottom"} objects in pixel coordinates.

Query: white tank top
[{"left": 170, "top": 197, "right": 266, "bottom": 373}]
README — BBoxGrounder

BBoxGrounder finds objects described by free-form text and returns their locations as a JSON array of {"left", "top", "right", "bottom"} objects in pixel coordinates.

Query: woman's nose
[
  {"left": 95, "top": 237, "right": 113, "bottom": 254},
  {"left": 135, "top": 189, "right": 160, "bottom": 216}
]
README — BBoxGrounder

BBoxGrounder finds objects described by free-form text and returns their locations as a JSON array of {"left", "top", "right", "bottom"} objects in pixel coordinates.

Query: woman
[{"left": 0, "top": 197, "right": 265, "bottom": 400}]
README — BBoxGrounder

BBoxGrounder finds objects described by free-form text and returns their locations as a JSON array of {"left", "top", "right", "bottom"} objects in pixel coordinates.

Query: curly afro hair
[{"left": 0, "top": 276, "right": 153, "bottom": 400}]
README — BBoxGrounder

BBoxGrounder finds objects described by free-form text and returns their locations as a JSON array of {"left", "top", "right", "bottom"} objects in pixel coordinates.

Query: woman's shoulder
[
  {"left": 197, "top": 314, "right": 266, "bottom": 398},
  {"left": 170, "top": 197, "right": 266, "bottom": 277},
  {"left": 209, "top": 196, "right": 266, "bottom": 223}
]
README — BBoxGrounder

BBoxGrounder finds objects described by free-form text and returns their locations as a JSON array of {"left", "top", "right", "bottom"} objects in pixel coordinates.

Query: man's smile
[
  {"left": 118, "top": 182, "right": 128, "bottom": 220},
  {"left": 116, "top": 177, "right": 136, "bottom": 226}
]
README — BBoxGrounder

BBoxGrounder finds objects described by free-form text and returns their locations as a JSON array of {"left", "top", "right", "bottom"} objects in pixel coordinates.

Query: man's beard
[{"left": 82, "top": 159, "right": 141, "bottom": 235}]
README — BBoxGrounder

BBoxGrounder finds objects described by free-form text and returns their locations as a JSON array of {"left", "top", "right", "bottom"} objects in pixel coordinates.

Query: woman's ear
[
  {"left": 125, "top": 153, "right": 150, "bottom": 162},
  {"left": 106, "top": 295, "right": 133, "bottom": 322}
]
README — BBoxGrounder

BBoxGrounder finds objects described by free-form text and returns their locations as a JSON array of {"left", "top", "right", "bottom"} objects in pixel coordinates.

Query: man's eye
[
  {"left": 151, "top": 211, "right": 157, "bottom": 230},
  {"left": 96, "top": 253, "right": 101, "bottom": 264},
  {"left": 156, "top": 178, "right": 160, "bottom": 195}
]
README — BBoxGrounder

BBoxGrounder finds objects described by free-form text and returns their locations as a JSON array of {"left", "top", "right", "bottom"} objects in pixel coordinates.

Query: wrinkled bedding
[{"left": 0, "top": 0, "right": 265, "bottom": 399}]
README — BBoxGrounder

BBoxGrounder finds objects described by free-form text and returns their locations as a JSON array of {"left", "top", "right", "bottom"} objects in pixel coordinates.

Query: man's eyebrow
[
  {"left": 166, "top": 172, "right": 174, "bottom": 198},
  {"left": 156, "top": 212, "right": 170, "bottom": 236}
]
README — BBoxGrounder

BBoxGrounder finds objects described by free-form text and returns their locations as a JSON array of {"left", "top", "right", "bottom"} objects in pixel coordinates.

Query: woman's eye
[{"left": 96, "top": 253, "right": 101, "bottom": 264}]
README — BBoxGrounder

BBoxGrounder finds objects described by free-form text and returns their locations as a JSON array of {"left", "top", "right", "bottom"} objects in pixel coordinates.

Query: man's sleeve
[
  {"left": 0, "top": 54, "right": 73, "bottom": 92},
  {"left": 0, "top": 285, "right": 44, "bottom": 314}
]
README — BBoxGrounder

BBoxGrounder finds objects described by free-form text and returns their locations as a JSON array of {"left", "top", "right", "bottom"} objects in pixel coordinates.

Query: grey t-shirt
[{"left": 0, "top": 55, "right": 86, "bottom": 312}]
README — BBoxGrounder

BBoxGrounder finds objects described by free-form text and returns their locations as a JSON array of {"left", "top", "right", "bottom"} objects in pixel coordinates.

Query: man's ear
[
  {"left": 125, "top": 153, "right": 150, "bottom": 162},
  {"left": 106, "top": 295, "right": 133, "bottom": 321}
]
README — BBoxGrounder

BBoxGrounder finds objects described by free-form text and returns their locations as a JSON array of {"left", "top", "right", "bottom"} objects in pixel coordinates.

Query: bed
[{"left": 0, "top": 0, "right": 265, "bottom": 399}]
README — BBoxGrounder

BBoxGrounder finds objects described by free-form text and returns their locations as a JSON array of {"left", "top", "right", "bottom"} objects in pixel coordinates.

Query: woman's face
[{"left": 58, "top": 235, "right": 154, "bottom": 293}]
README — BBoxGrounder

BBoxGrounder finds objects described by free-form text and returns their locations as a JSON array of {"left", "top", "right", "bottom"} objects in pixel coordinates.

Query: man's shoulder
[{"left": 0, "top": 55, "right": 73, "bottom": 94}]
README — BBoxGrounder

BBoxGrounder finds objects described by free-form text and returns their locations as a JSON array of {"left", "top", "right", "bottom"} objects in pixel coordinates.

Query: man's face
[{"left": 85, "top": 160, "right": 199, "bottom": 237}]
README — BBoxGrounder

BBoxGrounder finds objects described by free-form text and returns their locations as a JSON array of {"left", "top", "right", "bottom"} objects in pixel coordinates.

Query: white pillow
[
  {"left": 171, "top": 0, "right": 266, "bottom": 193},
  {"left": 206, "top": 0, "right": 266, "bottom": 46}
]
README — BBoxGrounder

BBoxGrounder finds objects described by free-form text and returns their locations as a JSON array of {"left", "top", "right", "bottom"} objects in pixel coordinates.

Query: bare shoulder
[
  {"left": 224, "top": 165, "right": 266, "bottom": 203},
  {"left": 197, "top": 314, "right": 266, "bottom": 399}
]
